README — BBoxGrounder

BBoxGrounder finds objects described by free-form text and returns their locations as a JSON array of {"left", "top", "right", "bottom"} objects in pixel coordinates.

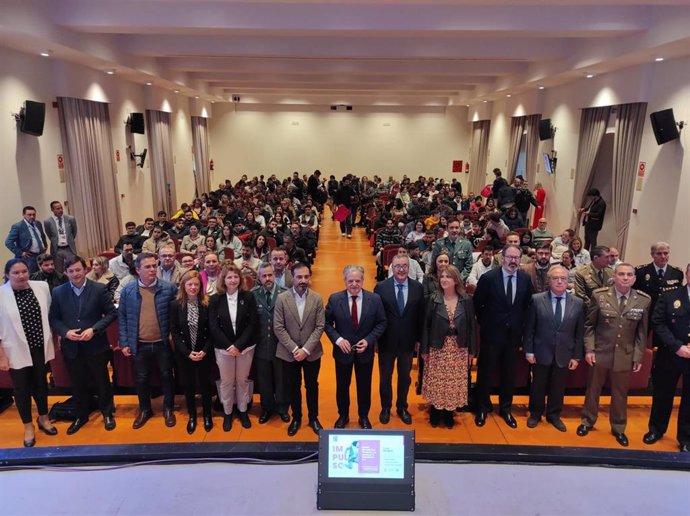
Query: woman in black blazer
[
  {"left": 209, "top": 263, "right": 258, "bottom": 431},
  {"left": 170, "top": 270, "right": 214, "bottom": 434},
  {"left": 420, "top": 265, "right": 477, "bottom": 429}
]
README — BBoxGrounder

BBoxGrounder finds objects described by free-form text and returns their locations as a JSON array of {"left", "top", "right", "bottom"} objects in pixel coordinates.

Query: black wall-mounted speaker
[
  {"left": 649, "top": 108, "right": 680, "bottom": 145},
  {"left": 20, "top": 100, "right": 46, "bottom": 136},
  {"left": 130, "top": 112, "right": 145, "bottom": 134},
  {"left": 538, "top": 119, "right": 552, "bottom": 141}
]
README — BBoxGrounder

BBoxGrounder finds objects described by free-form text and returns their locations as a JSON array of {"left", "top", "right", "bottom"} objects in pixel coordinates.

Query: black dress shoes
[
  {"left": 359, "top": 417, "right": 372, "bottom": 430},
  {"left": 614, "top": 432, "right": 629, "bottom": 447},
  {"left": 499, "top": 411, "right": 518, "bottom": 429},
  {"left": 259, "top": 411, "right": 272, "bottom": 424},
  {"left": 66, "top": 417, "right": 88, "bottom": 435},
  {"left": 238, "top": 411, "right": 251, "bottom": 429},
  {"left": 397, "top": 408, "right": 413, "bottom": 425},
  {"left": 187, "top": 416, "right": 197, "bottom": 435},
  {"left": 679, "top": 442, "right": 690, "bottom": 453},
  {"left": 379, "top": 408, "right": 391, "bottom": 425},
  {"left": 164, "top": 409, "right": 177, "bottom": 428},
  {"left": 23, "top": 434, "right": 35, "bottom": 448},
  {"left": 223, "top": 413, "right": 233, "bottom": 432},
  {"left": 309, "top": 418, "right": 323, "bottom": 435},
  {"left": 474, "top": 411, "right": 487, "bottom": 427},
  {"left": 643, "top": 431, "right": 663, "bottom": 445},
  {"left": 287, "top": 418, "right": 301, "bottom": 436},
  {"left": 576, "top": 424, "right": 590, "bottom": 437},
  {"left": 526, "top": 416, "right": 540, "bottom": 429},
  {"left": 279, "top": 412, "right": 291, "bottom": 423},
  {"left": 37, "top": 417, "right": 58, "bottom": 436},
  {"left": 334, "top": 416, "right": 349, "bottom": 429},
  {"left": 104, "top": 415, "right": 116, "bottom": 431},
  {"left": 430, "top": 407, "right": 441, "bottom": 428},
  {"left": 132, "top": 410, "right": 153, "bottom": 430},
  {"left": 443, "top": 410, "right": 455, "bottom": 429},
  {"left": 547, "top": 418, "right": 567, "bottom": 433},
  {"left": 203, "top": 414, "right": 213, "bottom": 432}
]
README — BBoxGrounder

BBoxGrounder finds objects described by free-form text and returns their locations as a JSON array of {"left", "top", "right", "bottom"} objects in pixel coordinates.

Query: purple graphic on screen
[{"left": 358, "top": 440, "right": 380, "bottom": 474}]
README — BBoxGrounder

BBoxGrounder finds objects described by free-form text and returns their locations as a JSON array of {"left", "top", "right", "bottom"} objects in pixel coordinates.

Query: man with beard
[
  {"left": 30, "top": 253, "right": 68, "bottom": 293},
  {"left": 521, "top": 243, "right": 553, "bottom": 293}
]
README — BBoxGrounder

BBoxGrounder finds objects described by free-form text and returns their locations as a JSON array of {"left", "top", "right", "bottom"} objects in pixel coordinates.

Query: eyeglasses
[
  {"left": 504, "top": 255, "right": 521, "bottom": 262},
  {"left": 393, "top": 264, "right": 409, "bottom": 270}
]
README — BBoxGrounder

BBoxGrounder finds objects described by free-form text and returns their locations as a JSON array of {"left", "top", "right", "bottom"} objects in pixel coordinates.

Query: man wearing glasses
[{"left": 157, "top": 246, "right": 185, "bottom": 285}]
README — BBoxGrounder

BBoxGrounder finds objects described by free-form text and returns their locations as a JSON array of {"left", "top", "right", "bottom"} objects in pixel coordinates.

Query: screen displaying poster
[{"left": 327, "top": 433, "right": 405, "bottom": 479}]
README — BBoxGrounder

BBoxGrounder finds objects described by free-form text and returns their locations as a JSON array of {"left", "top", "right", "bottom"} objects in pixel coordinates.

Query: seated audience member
[
  {"left": 194, "top": 246, "right": 208, "bottom": 269},
  {"left": 30, "top": 253, "right": 68, "bottom": 293},
  {"left": 261, "top": 218, "right": 284, "bottom": 247},
  {"left": 168, "top": 218, "right": 189, "bottom": 240},
  {"left": 573, "top": 246, "right": 613, "bottom": 308},
  {"left": 86, "top": 256, "right": 120, "bottom": 300},
  {"left": 141, "top": 226, "right": 173, "bottom": 254},
  {"left": 109, "top": 243, "right": 136, "bottom": 281},
  {"left": 216, "top": 224, "right": 243, "bottom": 260},
  {"left": 570, "top": 237, "right": 591, "bottom": 267},
  {"left": 136, "top": 217, "right": 155, "bottom": 239},
  {"left": 521, "top": 243, "right": 553, "bottom": 293},
  {"left": 243, "top": 211, "right": 261, "bottom": 233},
  {"left": 182, "top": 209, "right": 199, "bottom": 228},
  {"left": 520, "top": 231, "right": 535, "bottom": 255},
  {"left": 531, "top": 218, "right": 554, "bottom": 246},
  {"left": 252, "top": 234, "right": 271, "bottom": 261},
  {"left": 608, "top": 247, "right": 622, "bottom": 269},
  {"left": 550, "top": 229, "right": 574, "bottom": 263},
  {"left": 483, "top": 228, "right": 503, "bottom": 250},
  {"left": 180, "top": 224, "right": 205, "bottom": 252},
  {"left": 290, "top": 222, "right": 317, "bottom": 262},
  {"left": 155, "top": 210, "right": 173, "bottom": 232},
  {"left": 422, "top": 251, "right": 450, "bottom": 299},
  {"left": 559, "top": 250, "right": 577, "bottom": 291},
  {"left": 203, "top": 216, "right": 222, "bottom": 240},
  {"left": 502, "top": 207, "right": 525, "bottom": 231},
  {"left": 234, "top": 242, "right": 262, "bottom": 280},
  {"left": 270, "top": 247, "right": 293, "bottom": 289},
  {"left": 114, "top": 222, "right": 144, "bottom": 254},
  {"left": 204, "top": 235, "right": 218, "bottom": 254},
  {"left": 171, "top": 203, "right": 198, "bottom": 221},
  {"left": 467, "top": 246, "right": 496, "bottom": 287},
  {"left": 157, "top": 246, "right": 185, "bottom": 285},
  {"left": 484, "top": 212, "right": 510, "bottom": 241},
  {"left": 170, "top": 270, "right": 214, "bottom": 434},
  {"left": 387, "top": 246, "right": 424, "bottom": 282},
  {"left": 180, "top": 254, "right": 196, "bottom": 271},
  {"left": 405, "top": 220, "right": 426, "bottom": 243},
  {"left": 283, "top": 234, "right": 308, "bottom": 266},
  {"left": 200, "top": 252, "right": 222, "bottom": 296}
]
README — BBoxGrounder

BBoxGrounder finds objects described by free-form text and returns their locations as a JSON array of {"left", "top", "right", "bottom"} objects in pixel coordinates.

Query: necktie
[
  {"left": 657, "top": 268, "right": 664, "bottom": 281},
  {"left": 30, "top": 223, "right": 44, "bottom": 252},
  {"left": 619, "top": 295, "right": 627, "bottom": 313},
  {"left": 597, "top": 269, "right": 604, "bottom": 285},
  {"left": 396, "top": 284, "right": 405, "bottom": 315},
  {"left": 554, "top": 296, "right": 563, "bottom": 324},
  {"left": 57, "top": 217, "right": 65, "bottom": 235},
  {"left": 506, "top": 275, "right": 513, "bottom": 305},
  {"left": 265, "top": 289, "right": 272, "bottom": 306},
  {"left": 351, "top": 295, "right": 359, "bottom": 329}
]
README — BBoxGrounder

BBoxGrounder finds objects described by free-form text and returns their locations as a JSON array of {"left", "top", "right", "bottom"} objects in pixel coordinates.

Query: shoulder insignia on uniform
[
  {"left": 593, "top": 286, "right": 609, "bottom": 293},
  {"left": 635, "top": 289, "right": 651, "bottom": 298},
  {"left": 669, "top": 265, "right": 682, "bottom": 272},
  {"left": 635, "top": 264, "right": 646, "bottom": 270}
]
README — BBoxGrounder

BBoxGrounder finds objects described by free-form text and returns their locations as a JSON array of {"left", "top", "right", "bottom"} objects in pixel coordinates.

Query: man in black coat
[
  {"left": 634, "top": 242, "right": 684, "bottom": 316},
  {"left": 473, "top": 244, "right": 534, "bottom": 428},
  {"left": 49, "top": 256, "right": 118, "bottom": 434},
  {"left": 643, "top": 264, "right": 690, "bottom": 451},
  {"left": 579, "top": 187, "right": 606, "bottom": 250},
  {"left": 373, "top": 254, "right": 424, "bottom": 425}
]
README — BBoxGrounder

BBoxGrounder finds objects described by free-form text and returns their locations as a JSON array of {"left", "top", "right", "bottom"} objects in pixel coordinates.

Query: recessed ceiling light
[
  {"left": 655, "top": 57, "right": 664, "bottom": 62},
  {"left": 538, "top": 86, "right": 545, "bottom": 90},
  {"left": 506, "top": 94, "right": 512, "bottom": 98},
  {"left": 483, "top": 100, "right": 488, "bottom": 103},
  {"left": 145, "top": 82, "right": 152, "bottom": 86},
  {"left": 211, "top": 101, "right": 215, "bottom": 104},
  {"left": 105, "top": 69, "right": 116, "bottom": 75},
  {"left": 585, "top": 73, "right": 594, "bottom": 79},
  {"left": 40, "top": 50, "right": 52, "bottom": 57},
  {"left": 173, "top": 89, "right": 179, "bottom": 94}
]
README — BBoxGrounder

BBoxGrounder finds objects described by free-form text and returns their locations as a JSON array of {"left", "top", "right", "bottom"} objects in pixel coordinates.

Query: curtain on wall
[
  {"left": 191, "top": 116, "right": 211, "bottom": 196},
  {"left": 611, "top": 102, "right": 647, "bottom": 252},
  {"left": 146, "top": 110, "right": 177, "bottom": 214},
  {"left": 506, "top": 116, "right": 526, "bottom": 182},
  {"left": 524, "top": 114, "right": 541, "bottom": 185},
  {"left": 570, "top": 106, "right": 612, "bottom": 229},
  {"left": 57, "top": 97, "right": 122, "bottom": 257},
  {"left": 468, "top": 120, "right": 491, "bottom": 197}
]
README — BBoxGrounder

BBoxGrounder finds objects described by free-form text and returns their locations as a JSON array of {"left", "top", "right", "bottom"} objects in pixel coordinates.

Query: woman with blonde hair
[{"left": 86, "top": 256, "right": 119, "bottom": 300}]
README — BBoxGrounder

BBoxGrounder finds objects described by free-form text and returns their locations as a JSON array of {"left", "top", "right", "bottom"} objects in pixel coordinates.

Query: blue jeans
[{"left": 133, "top": 341, "right": 175, "bottom": 412}]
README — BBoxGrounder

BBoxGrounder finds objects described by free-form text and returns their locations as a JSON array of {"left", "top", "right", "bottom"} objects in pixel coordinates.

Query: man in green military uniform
[
  {"left": 431, "top": 218, "right": 473, "bottom": 279},
  {"left": 574, "top": 245, "right": 613, "bottom": 308},
  {"left": 577, "top": 263, "right": 650, "bottom": 447}
]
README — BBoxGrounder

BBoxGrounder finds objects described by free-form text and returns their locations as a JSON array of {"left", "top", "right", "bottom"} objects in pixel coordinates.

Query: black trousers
[
  {"left": 9, "top": 346, "right": 49, "bottom": 424},
  {"left": 335, "top": 359, "right": 374, "bottom": 418},
  {"left": 284, "top": 358, "right": 320, "bottom": 422},
  {"left": 475, "top": 339, "right": 517, "bottom": 413},
  {"left": 176, "top": 351, "right": 214, "bottom": 416},
  {"left": 378, "top": 350, "right": 414, "bottom": 410},
  {"left": 584, "top": 226, "right": 599, "bottom": 251},
  {"left": 256, "top": 356, "right": 287, "bottom": 415},
  {"left": 339, "top": 211, "right": 353, "bottom": 236},
  {"left": 528, "top": 362, "right": 568, "bottom": 419},
  {"left": 133, "top": 341, "right": 175, "bottom": 412},
  {"left": 65, "top": 350, "right": 114, "bottom": 419},
  {"left": 648, "top": 348, "right": 690, "bottom": 444}
]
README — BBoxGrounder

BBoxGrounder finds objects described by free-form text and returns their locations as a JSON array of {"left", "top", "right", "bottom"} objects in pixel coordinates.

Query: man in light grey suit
[
  {"left": 273, "top": 261, "right": 325, "bottom": 437},
  {"left": 524, "top": 265, "right": 585, "bottom": 432},
  {"left": 43, "top": 201, "right": 77, "bottom": 273}
]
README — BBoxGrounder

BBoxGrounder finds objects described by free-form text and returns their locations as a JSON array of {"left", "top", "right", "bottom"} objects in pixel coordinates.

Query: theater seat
[
  {"left": 0, "top": 371, "right": 13, "bottom": 389},
  {"left": 50, "top": 337, "right": 73, "bottom": 389}
]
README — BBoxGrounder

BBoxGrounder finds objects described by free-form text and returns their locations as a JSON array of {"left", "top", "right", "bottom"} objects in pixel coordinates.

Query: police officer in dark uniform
[
  {"left": 633, "top": 242, "right": 684, "bottom": 315},
  {"left": 577, "top": 263, "right": 650, "bottom": 447},
  {"left": 643, "top": 264, "right": 690, "bottom": 452}
]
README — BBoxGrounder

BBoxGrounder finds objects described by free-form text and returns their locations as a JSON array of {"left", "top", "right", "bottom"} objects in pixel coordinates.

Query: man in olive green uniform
[
  {"left": 431, "top": 218, "right": 473, "bottom": 279},
  {"left": 577, "top": 263, "right": 650, "bottom": 447},
  {"left": 574, "top": 245, "right": 613, "bottom": 308}
]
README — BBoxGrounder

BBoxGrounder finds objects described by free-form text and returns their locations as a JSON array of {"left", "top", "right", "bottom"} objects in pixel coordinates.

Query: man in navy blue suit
[
  {"left": 325, "top": 265, "right": 387, "bottom": 429},
  {"left": 473, "top": 244, "right": 534, "bottom": 429},
  {"left": 5, "top": 206, "right": 47, "bottom": 273},
  {"left": 49, "top": 256, "right": 118, "bottom": 434}
]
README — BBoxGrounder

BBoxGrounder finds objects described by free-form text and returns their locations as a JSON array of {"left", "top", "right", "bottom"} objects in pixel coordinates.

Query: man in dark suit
[
  {"left": 473, "top": 244, "right": 533, "bottom": 428},
  {"left": 5, "top": 205, "right": 47, "bottom": 273},
  {"left": 374, "top": 254, "right": 424, "bottom": 425},
  {"left": 43, "top": 201, "right": 78, "bottom": 273},
  {"left": 325, "top": 265, "right": 387, "bottom": 429},
  {"left": 524, "top": 265, "right": 585, "bottom": 432},
  {"left": 578, "top": 187, "right": 606, "bottom": 251},
  {"left": 643, "top": 264, "right": 690, "bottom": 452},
  {"left": 48, "top": 256, "right": 118, "bottom": 434},
  {"left": 251, "top": 262, "right": 289, "bottom": 424}
]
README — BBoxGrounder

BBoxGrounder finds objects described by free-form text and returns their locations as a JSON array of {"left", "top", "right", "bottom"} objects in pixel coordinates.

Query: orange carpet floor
[{"left": 0, "top": 215, "right": 681, "bottom": 452}]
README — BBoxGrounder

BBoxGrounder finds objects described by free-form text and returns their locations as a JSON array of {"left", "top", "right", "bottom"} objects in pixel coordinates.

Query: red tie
[{"left": 351, "top": 295, "right": 359, "bottom": 329}]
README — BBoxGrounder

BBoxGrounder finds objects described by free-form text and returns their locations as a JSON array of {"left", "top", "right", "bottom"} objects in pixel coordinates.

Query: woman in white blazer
[{"left": 0, "top": 259, "right": 56, "bottom": 447}]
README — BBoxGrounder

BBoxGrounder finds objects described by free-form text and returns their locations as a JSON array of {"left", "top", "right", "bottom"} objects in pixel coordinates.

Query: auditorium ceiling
[{"left": 2, "top": 0, "right": 690, "bottom": 107}]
